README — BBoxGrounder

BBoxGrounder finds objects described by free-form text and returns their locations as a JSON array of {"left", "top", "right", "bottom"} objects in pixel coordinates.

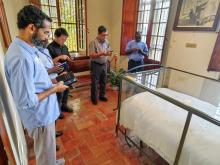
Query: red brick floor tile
[
  {"left": 63, "top": 139, "right": 81, "bottom": 152},
  {"left": 86, "top": 153, "right": 111, "bottom": 165},
  {"left": 71, "top": 155, "right": 86, "bottom": 165},
  {"left": 78, "top": 144, "right": 94, "bottom": 161},
  {"left": 28, "top": 85, "right": 167, "bottom": 165}
]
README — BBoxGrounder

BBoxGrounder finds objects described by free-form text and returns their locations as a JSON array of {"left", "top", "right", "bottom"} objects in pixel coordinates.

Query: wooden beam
[
  {"left": 0, "top": 113, "right": 16, "bottom": 165},
  {"left": 0, "top": 0, "right": 12, "bottom": 48}
]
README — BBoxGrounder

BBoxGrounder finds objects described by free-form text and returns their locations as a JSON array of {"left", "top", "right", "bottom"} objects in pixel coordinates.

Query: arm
[
  {"left": 37, "top": 81, "right": 68, "bottom": 101},
  {"left": 47, "top": 66, "right": 61, "bottom": 74},
  {"left": 125, "top": 49, "right": 134, "bottom": 55},
  {"left": 138, "top": 49, "right": 148, "bottom": 56},
  {"left": 125, "top": 42, "right": 137, "bottom": 55},
  {"left": 52, "top": 56, "right": 63, "bottom": 63},
  {"left": 89, "top": 41, "right": 107, "bottom": 59},
  {"left": 9, "top": 57, "right": 67, "bottom": 111},
  {"left": 138, "top": 43, "right": 148, "bottom": 56},
  {"left": 90, "top": 51, "right": 107, "bottom": 59}
]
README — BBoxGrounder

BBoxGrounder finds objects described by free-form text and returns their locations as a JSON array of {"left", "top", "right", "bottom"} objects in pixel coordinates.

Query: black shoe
[
  {"left": 91, "top": 100, "right": 97, "bottom": 105},
  {"left": 99, "top": 97, "right": 108, "bottom": 102},
  {"left": 56, "top": 145, "right": 60, "bottom": 151},
  {"left": 56, "top": 131, "right": 63, "bottom": 138},
  {"left": 58, "top": 113, "right": 64, "bottom": 119},
  {"left": 61, "top": 104, "right": 73, "bottom": 113}
]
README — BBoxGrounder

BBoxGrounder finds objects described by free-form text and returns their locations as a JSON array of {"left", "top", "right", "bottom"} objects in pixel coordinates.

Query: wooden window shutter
[
  {"left": 208, "top": 32, "right": 220, "bottom": 71},
  {"left": 0, "top": 0, "right": 12, "bottom": 48},
  {"left": 120, "top": 0, "right": 138, "bottom": 55},
  {"left": 29, "top": 0, "right": 41, "bottom": 8}
]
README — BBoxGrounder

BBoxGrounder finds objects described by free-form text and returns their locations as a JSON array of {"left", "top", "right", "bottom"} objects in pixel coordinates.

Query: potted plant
[{"left": 108, "top": 68, "right": 126, "bottom": 90}]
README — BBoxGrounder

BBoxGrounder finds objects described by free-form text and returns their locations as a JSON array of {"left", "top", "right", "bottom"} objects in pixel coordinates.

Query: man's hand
[
  {"left": 138, "top": 49, "right": 148, "bottom": 56},
  {"left": 59, "top": 55, "right": 70, "bottom": 61},
  {"left": 51, "top": 79, "right": 58, "bottom": 84},
  {"left": 104, "top": 51, "right": 112, "bottom": 56},
  {"left": 59, "top": 71, "right": 67, "bottom": 76},
  {"left": 37, "top": 81, "right": 68, "bottom": 101},
  {"left": 48, "top": 66, "right": 62, "bottom": 74},
  {"left": 132, "top": 48, "right": 139, "bottom": 52},
  {"left": 138, "top": 49, "right": 143, "bottom": 54},
  {"left": 53, "top": 81, "right": 69, "bottom": 93},
  {"left": 98, "top": 51, "right": 107, "bottom": 57}
]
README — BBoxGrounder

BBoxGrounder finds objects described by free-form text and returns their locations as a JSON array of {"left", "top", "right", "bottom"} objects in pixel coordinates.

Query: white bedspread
[{"left": 120, "top": 88, "right": 220, "bottom": 165}]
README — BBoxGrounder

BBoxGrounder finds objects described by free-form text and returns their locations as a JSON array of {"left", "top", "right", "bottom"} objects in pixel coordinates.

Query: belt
[{"left": 92, "top": 61, "right": 106, "bottom": 65}]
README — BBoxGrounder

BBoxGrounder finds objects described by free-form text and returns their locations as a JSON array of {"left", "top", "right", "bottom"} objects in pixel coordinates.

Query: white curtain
[{"left": 0, "top": 46, "right": 28, "bottom": 165}]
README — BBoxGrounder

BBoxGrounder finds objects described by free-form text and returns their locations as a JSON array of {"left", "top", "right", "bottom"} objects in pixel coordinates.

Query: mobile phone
[{"left": 58, "top": 62, "right": 67, "bottom": 67}]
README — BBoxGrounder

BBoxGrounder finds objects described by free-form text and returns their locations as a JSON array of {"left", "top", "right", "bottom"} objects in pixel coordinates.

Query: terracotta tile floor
[{"left": 28, "top": 84, "right": 168, "bottom": 165}]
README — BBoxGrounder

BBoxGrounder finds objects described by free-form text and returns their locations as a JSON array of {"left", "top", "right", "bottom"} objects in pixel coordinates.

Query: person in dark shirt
[{"left": 47, "top": 27, "right": 73, "bottom": 113}]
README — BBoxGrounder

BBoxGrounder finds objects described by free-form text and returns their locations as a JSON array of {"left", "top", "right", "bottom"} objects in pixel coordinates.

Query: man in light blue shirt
[
  {"left": 37, "top": 46, "right": 59, "bottom": 80},
  {"left": 125, "top": 31, "right": 148, "bottom": 72},
  {"left": 4, "top": 5, "right": 68, "bottom": 165}
]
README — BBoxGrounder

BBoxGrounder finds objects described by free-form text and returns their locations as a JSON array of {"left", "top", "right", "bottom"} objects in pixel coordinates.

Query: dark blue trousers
[{"left": 128, "top": 60, "right": 144, "bottom": 73}]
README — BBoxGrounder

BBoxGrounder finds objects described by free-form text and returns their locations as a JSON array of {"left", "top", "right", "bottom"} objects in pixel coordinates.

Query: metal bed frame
[{"left": 115, "top": 64, "right": 220, "bottom": 165}]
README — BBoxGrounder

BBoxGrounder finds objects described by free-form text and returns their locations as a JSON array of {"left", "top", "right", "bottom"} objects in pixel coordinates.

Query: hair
[
  {"left": 98, "top": 25, "right": 107, "bottom": 34},
  {"left": 54, "top": 27, "right": 69, "bottom": 37},
  {"left": 135, "top": 31, "right": 142, "bottom": 35},
  {"left": 17, "top": 5, "right": 52, "bottom": 29}
]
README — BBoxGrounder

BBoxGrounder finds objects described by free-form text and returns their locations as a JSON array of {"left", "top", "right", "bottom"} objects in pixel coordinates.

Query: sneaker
[
  {"left": 56, "top": 145, "right": 60, "bottom": 151},
  {"left": 58, "top": 113, "right": 64, "bottom": 119},
  {"left": 99, "top": 97, "right": 108, "bottom": 102},
  {"left": 91, "top": 100, "right": 97, "bottom": 105},
  {"left": 56, "top": 131, "right": 63, "bottom": 138},
  {"left": 61, "top": 104, "right": 73, "bottom": 112}
]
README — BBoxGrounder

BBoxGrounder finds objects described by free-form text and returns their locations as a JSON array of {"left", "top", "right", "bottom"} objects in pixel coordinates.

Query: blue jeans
[{"left": 128, "top": 60, "right": 144, "bottom": 73}]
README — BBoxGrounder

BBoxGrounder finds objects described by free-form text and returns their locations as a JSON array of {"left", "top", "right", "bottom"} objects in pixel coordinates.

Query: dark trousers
[
  {"left": 128, "top": 60, "right": 144, "bottom": 73},
  {"left": 56, "top": 89, "right": 69, "bottom": 110},
  {"left": 91, "top": 62, "right": 107, "bottom": 102}
]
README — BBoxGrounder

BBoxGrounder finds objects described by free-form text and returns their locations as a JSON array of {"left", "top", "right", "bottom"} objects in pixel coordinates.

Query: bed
[{"left": 116, "top": 66, "right": 220, "bottom": 165}]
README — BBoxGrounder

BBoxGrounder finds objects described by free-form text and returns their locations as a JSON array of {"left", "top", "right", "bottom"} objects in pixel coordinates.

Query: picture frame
[{"left": 174, "top": 0, "right": 220, "bottom": 31}]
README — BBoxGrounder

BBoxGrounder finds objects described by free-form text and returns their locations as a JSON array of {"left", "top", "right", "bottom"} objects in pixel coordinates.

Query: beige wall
[
  {"left": 163, "top": 0, "right": 219, "bottom": 79},
  {"left": 3, "top": 0, "right": 29, "bottom": 39},
  {"left": 87, "top": 0, "right": 112, "bottom": 43},
  {"left": 102, "top": 0, "right": 220, "bottom": 78},
  {"left": 87, "top": 0, "right": 125, "bottom": 70}
]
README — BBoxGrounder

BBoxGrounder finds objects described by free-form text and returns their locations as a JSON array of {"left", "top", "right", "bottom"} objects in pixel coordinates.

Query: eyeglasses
[{"left": 100, "top": 33, "right": 108, "bottom": 37}]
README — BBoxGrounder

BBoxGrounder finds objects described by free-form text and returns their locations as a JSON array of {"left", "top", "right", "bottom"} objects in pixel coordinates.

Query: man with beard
[
  {"left": 4, "top": 5, "right": 67, "bottom": 165},
  {"left": 125, "top": 31, "right": 148, "bottom": 73}
]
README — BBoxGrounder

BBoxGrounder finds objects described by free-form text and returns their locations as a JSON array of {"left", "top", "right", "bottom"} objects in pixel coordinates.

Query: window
[
  {"left": 137, "top": 0, "right": 170, "bottom": 61},
  {"left": 39, "top": 0, "right": 87, "bottom": 52},
  {"left": 135, "top": 71, "right": 159, "bottom": 89},
  {"left": 120, "top": 0, "right": 171, "bottom": 62}
]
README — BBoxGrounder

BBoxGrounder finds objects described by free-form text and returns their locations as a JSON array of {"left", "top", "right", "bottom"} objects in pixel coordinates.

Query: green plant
[{"left": 108, "top": 68, "right": 126, "bottom": 87}]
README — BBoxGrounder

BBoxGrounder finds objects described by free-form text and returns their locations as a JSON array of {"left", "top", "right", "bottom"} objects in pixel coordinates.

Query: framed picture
[{"left": 174, "top": 0, "right": 220, "bottom": 31}]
